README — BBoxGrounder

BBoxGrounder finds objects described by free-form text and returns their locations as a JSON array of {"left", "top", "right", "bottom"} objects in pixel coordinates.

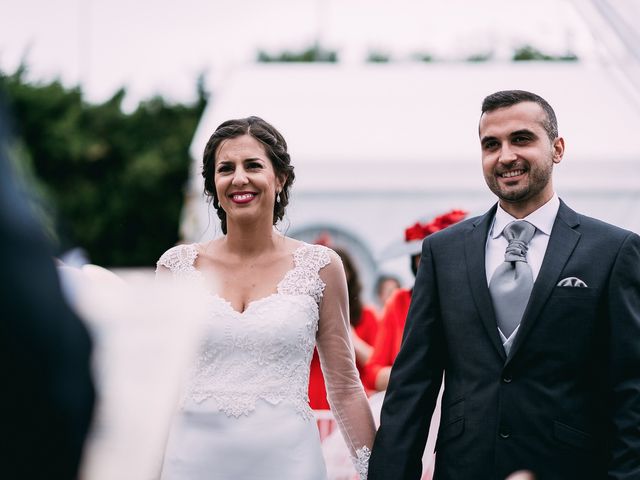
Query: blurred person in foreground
[
  {"left": 0, "top": 103, "right": 95, "bottom": 478},
  {"left": 363, "top": 210, "right": 467, "bottom": 393},
  {"left": 369, "top": 90, "right": 640, "bottom": 479},
  {"left": 309, "top": 246, "right": 379, "bottom": 409},
  {"left": 156, "top": 116, "right": 374, "bottom": 479}
]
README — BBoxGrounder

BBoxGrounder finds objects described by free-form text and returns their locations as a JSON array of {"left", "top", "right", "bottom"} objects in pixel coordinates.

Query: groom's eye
[{"left": 482, "top": 140, "right": 498, "bottom": 151}]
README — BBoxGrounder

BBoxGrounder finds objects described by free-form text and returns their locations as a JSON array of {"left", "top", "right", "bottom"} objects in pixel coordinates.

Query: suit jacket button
[
  {"left": 499, "top": 430, "right": 510, "bottom": 439},
  {"left": 502, "top": 375, "right": 512, "bottom": 383}
]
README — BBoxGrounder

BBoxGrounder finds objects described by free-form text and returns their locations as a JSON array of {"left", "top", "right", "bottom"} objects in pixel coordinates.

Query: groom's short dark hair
[{"left": 481, "top": 90, "right": 558, "bottom": 142}]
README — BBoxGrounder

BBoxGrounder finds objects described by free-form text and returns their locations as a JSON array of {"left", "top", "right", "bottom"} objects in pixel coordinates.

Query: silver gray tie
[{"left": 489, "top": 220, "right": 536, "bottom": 339}]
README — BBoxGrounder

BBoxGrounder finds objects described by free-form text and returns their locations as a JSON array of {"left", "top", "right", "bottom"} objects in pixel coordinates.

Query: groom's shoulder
[
  {"left": 558, "top": 203, "right": 640, "bottom": 260},
  {"left": 561, "top": 202, "right": 635, "bottom": 241},
  {"left": 576, "top": 213, "right": 630, "bottom": 236}
]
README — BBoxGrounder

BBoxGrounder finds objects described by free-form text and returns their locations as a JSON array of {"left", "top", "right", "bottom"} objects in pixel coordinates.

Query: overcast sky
[{"left": 1, "top": 0, "right": 597, "bottom": 110}]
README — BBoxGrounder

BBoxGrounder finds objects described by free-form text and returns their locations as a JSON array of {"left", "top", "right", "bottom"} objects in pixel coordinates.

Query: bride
[{"left": 157, "top": 116, "right": 375, "bottom": 479}]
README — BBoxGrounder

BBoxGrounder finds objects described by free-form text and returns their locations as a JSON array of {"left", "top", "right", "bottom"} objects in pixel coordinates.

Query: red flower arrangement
[
  {"left": 404, "top": 222, "right": 431, "bottom": 242},
  {"left": 404, "top": 209, "right": 468, "bottom": 242}
]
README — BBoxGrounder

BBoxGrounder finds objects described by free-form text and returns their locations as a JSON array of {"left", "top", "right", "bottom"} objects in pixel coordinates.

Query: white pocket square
[{"left": 557, "top": 277, "right": 588, "bottom": 288}]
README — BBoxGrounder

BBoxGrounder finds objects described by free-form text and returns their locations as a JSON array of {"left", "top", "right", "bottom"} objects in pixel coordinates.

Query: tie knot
[{"left": 502, "top": 220, "right": 535, "bottom": 262}]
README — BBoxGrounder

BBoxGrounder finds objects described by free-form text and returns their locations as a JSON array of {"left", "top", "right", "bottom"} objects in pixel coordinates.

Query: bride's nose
[{"left": 231, "top": 167, "right": 249, "bottom": 186}]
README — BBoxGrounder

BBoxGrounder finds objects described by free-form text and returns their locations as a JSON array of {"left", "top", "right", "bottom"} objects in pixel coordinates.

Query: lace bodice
[
  {"left": 164, "top": 244, "right": 330, "bottom": 419},
  {"left": 157, "top": 242, "right": 375, "bottom": 478}
]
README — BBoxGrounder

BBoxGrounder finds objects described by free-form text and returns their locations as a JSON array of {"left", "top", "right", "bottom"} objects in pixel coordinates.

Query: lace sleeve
[
  {"left": 317, "top": 250, "right": 376, "bottom": 479},
  {"left": 155, "top": 244, "right": 199, "bottom": 280}
]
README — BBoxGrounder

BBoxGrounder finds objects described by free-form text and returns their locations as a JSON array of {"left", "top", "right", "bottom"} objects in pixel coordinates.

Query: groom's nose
[{"left": 498, "top": 143, "right": 517, "bottom": 163}]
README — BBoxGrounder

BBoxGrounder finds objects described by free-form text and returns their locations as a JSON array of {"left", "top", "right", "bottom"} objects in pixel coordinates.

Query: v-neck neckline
[{"left": 193, "top": 243, "right": 306, "bottom": 315}]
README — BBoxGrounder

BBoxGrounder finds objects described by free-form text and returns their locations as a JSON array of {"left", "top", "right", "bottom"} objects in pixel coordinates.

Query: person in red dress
[
  {"left": 363, "top": 210, "right": 467, "bottom": 392},
  {"left": 309, "top": 247, "right": 378, "bottom": 409}
]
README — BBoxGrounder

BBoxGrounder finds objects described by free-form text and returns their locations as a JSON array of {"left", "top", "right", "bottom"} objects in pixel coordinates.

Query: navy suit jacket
[
  {"left": 0, "top": 111, "right": 95, "bottom": 479},
  {"left": 369, "top": 201, "right": 640, "bottom": 480}
]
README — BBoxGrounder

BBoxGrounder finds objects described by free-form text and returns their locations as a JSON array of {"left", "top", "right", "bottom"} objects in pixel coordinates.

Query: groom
[{"left": 368, "top": 90, "right": 640, "bottom": 479}]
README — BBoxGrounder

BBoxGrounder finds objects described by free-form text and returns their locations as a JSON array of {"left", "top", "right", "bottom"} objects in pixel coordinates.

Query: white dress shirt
[{"left": 485, "top": 194, "right": 560, "bottom": 349}]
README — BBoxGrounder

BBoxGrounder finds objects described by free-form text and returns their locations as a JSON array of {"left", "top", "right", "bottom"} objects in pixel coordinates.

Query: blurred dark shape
[{"left": 0, "top": 96, "right": 95, "bottom": 478}]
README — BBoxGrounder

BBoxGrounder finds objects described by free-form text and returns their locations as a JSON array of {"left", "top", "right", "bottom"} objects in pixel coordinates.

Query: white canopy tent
[{"left": 181, "top": 62, "right": 640, "bottom": 297}]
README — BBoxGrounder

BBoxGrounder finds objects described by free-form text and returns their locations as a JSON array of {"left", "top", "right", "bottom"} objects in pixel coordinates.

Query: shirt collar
[{"left": 490, "top": 193, "right": 560, "bottom": 239}]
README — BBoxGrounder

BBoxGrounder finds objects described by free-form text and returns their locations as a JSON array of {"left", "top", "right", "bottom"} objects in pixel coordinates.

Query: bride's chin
[{"left": 226, "top": 211, "right": 270, "bottom": 229}]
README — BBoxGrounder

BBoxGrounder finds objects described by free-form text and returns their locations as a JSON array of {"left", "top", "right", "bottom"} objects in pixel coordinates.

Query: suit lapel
[
  {"left": 465, "top": 204, "right": 506, "bottom": 360},
  {"left": 506, "top": 201, "right": 581, "bottom": 363}
]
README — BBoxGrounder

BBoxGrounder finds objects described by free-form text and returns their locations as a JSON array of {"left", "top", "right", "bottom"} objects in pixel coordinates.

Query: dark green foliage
[
  {"left": 513, "top": 45, "right": 579, "bottom": 61},
  {"left": 366, "top": 51, "right": 391, "bottom": 63},
  {"left": 257, "top": 44, "right": 338, "bottom": 62},
  {"left": 466, "top": 52, "right": 493, "bottom": 62},
  {"left": 0, "top": 66, "right": 208, "bottom": 266},
  {"left": 412, "top": 52, "right": 434, "bottom": 63}
]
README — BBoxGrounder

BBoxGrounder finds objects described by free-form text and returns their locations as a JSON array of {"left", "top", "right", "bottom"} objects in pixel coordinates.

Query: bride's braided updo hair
[{"left": 202, "top": 116, "right": 295, "bottom": 234}]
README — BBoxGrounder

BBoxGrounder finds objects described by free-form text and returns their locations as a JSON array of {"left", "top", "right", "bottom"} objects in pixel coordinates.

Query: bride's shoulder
[
  {"left": 156, "top": 243, "right": 200, "bottom": 274},
  {"left": 290, "top": 240, "right": 341, "bottom": 274}
]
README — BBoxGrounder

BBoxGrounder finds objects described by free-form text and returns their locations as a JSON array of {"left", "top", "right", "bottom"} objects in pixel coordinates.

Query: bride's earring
[{"left": 276, "top": 191, "right": 281, "bottom": 204}]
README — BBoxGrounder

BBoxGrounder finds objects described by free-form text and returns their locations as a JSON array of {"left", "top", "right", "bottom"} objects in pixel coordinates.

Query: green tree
[
  {"left": 411, "top": 52, "right": 434, "bottom": 63},
  {"left": 366, "top": 50, "right": 391, "bottom": 63},
  {"left": 513, "top": 45, "right": 578, "bottom": 61},
  {"left": 0, "top": 66, "right": 208, "bottom": 266},
  {"left": 466, "top": 52, "right": 493, "bottom": 62},
  {"left": 257, "top": 44, "right": 338, "bottom": 62}
]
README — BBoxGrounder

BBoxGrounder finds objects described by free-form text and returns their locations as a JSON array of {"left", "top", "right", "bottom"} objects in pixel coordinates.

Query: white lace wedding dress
[{"left": 156, "top": 243, "right": 374, "bottom": 480}]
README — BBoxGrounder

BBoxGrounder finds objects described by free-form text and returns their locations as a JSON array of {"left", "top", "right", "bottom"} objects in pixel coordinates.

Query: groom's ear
[{"left": 552, "top": 137, "right": 564, "bottom": 164}]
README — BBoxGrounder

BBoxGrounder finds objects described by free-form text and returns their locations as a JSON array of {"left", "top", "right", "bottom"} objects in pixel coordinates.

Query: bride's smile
[{"left": 229, "top": 191, "right": 258, "bottom": 204}]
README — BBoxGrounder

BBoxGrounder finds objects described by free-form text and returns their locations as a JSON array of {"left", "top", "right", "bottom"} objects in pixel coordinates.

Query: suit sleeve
[
  {"left": 368, "top": 237, "right": 445, "bottom": 480},
  {"left": 608, "top": 231, "right": 640, "bottom": 478}
]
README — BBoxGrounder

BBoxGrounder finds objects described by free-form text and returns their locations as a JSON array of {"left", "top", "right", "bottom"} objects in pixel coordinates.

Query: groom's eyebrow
[{"left": 510, "top": 129, "right": 536, "bottom": 138}]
